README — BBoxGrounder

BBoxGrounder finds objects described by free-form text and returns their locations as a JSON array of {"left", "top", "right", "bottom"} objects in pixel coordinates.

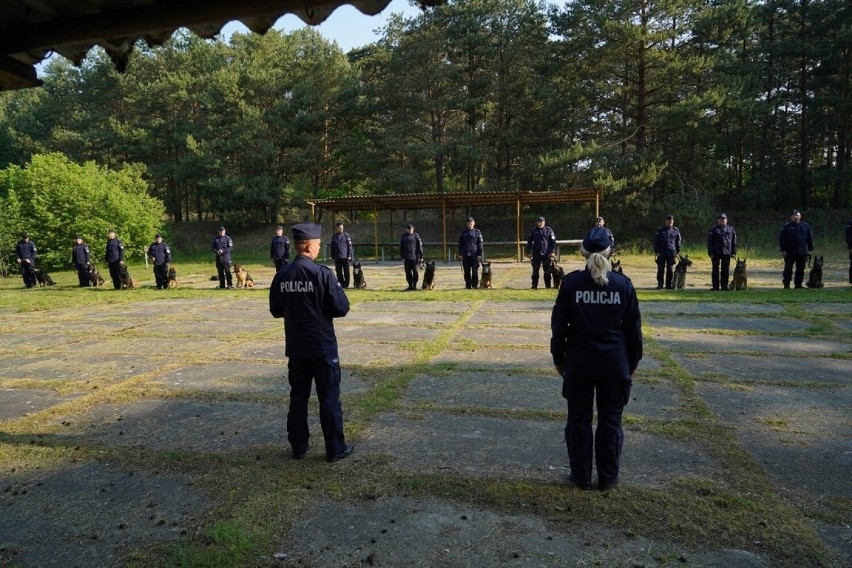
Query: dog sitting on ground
[
  {"left": 806, "top": 255, "right": 824, "bottom": 288},
  {"left": 610, "top": 258, "right": 623, "bottom": 275},
  {"left": 118, "top": 264, "right": 137, "bottom": 289},
  {"left": 479, "top": 261, "right": 493, "bottom": 289},
  {"left": 33, "top": 267, "right": 56, "bottom": 287},
  {"left": 673, "top": 254, "right": 692, "bottom": 289},
  {"left": 87, "top": 263, "right": 106, "bottom": 287},
  {"left": 168, "top": 266, "right": 178, "bottom": 289},
  {"left": 352, "top": 262, "right": 367, "bottom": 289},
  {"left": 233, "top": 263, "right": 254, "bottom": 288},
  {"left": 550, "top": 261, "right": 565, "bottom": 288},
  {"left": 730, "top": 258, "right": 748, "bottom": 290},
  {"left": 421, "top": 260, "right": 436, "bottom": 290}
]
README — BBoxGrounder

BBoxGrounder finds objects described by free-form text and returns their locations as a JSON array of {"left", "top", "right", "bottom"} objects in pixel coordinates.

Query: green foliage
[{"left": 0, "top": 153, "right": 166, "bottom": 269}]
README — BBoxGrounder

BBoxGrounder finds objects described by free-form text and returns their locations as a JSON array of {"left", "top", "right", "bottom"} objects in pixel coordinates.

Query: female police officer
[{"left": 550, "top": 228, "right": 642, "bottom": 490}]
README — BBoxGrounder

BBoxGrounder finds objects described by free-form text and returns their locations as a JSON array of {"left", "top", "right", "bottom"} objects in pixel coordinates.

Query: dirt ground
[{"left": 0, "top": 259, "right": 850, "bottom": 567}]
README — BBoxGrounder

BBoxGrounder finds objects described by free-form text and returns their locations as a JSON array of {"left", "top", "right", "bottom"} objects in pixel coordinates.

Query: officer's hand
[
  {"left": 16, "top": 258, "right": 22, "bottom": 264},
  {"left": 119, "top": 261, "right": 126, "bottom": 267},
  {"left": 476, "top": 256, "right": 482, "bottom": 263},
  {"left": 164, "top": 263, "right": 170, "bottom": 271}
]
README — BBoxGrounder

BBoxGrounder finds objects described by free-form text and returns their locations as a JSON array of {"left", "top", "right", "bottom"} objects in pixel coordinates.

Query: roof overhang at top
[
  {"left": 0, "top": 0, "right": 446, "bottom": 92},
  {"left": 308, "top": 189, "right": 602, "bottom": 213}
]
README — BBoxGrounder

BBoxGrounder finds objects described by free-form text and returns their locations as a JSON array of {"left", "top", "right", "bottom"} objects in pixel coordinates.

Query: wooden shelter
[{"left": 307, "top": 188, "right": 601, "bottom": 261}]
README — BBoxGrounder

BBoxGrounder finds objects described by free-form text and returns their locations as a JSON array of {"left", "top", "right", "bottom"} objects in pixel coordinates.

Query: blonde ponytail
[{"left": 585, "top": 251, "right": 611, "bottom": 286}]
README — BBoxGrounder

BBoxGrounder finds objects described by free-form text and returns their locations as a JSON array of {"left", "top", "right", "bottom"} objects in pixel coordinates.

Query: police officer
[
  {"left": 148, "top": 233, "right": 171, "bottom": 290},
  {"left": 71, "top": 235, "right": 91, "bottom": 287},
  {"left": 400, "top": 224, "right": 423, "bottom": 290},
  {"left": 212, "top": 225, "right": 233, "bottom": 289},
  {"left": 458, "top": 217, "right": 484, "bottom": 289},
  {"left": 526, "top": 216, "right": 557, "bottom": 289},
  {"left": 595, "top": 216, "right": 615, "bottom": 252},
  {"left": 105, "top": 229, "right": 125, "bottom": 290},
  {"left": 15, "top": 231, "right": 38, "bottom": 289},
  {"left": 653, "top": 215, "right": 681, "bottom": 289},
  {"left": 271, "top": 225, "right": 291, "bottom": 272},
  {"left": 269, "top": 223, "right": 353, "bottom": 463},
  {"left": 330, "top": 222, "right": 353, "bottom": 288},
  {"left": 779, "top": 209, "right": 814, "bottom": 289},
  {"left": 846, "top": 218, "right": 852, "bottom": 284},
  {"left": 551, "top": 227, "right": 642, "bottom": 491},
  {"left": 707, "top": 213, "right": 737, "bottom": 291}
]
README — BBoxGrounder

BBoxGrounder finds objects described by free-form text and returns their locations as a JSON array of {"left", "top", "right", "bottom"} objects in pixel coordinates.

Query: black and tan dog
[
  {"left": 550, "top": 261, "right": 565, "bottom": 289},
  {"left": 33, "top": 267, "right": 56, "bottom": 287},
  {"left": 421, "top": 260, "right": 436, "bottom": 290},
  {"left": 167, "top": 266, "right": 178, "bottom": 289},
  {"left": 611, "top": 258, "right": 623, "bottom": 275},
  {"left": 119, "top": 264, "right": 137, "bottom": 289},
  {"left": 352, "top": 262, "right": 367, "bottom": 289},
  {"left": 730, "top": 258, "right": 748, "bottom": 290},
  {"left": 673, "top": 254, "right": 692, "bottom": 290},
  {"left": 806, "top": 255, "right": 824, "bottom": 288},
  {"left": 479, "top": 261, "right": 493, "bottom": 289},
  {"left": 233, "top": 263, "right": 254, "bottom": 288},
  {"left": 87, "top": 263, "right": 106, "bottom": 287}
]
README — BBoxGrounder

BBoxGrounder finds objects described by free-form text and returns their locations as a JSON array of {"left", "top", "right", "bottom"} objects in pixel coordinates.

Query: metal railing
[{"left": 324, "top": 240, "right": 582, "bottom": 263}]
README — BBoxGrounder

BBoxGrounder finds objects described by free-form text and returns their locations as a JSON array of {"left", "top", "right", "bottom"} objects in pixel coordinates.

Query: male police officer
[
  {"left": 269, "top": 223, "right": 353, "bottom": 462},
  {"left": 458, "top": 217, "right": 484, "bottom": 289},
  {"left": 15, "top": 232, "right": 38, "bottom": 289},
  {"left": 105, "top": 229, "right": 125, "bottom": 290},
  {"left": 330, "top": 222, "right": 353, "bottom": 288},
  {"left": 707, "top": 213, "right": 737, "bottom": 291},
  {"left": 653, "top": 215, "right": 681, "bottom": 289},
  {"left": 212, "top": 226, "right": 233, "bottom": 289},
  {"left": 400, "top": 224, "right": 423, "bottom": 290},
  {"left": 779, "top": 209, "right": 814, "bottom": 289},
  {"left": 271, "top": 225, "right": 291, "bottom": 272},
  {"left": 595, "top": 216, "right": 616, "bottom": 252},
  {"left": 148, "top": 233, "right": 171, "bottom": 290},
  {"left": 72, "top": 235, "right": 91, "bottom": 287},
  {"left": 846, "top": 218, "right": 852, "bottom": 284},
  {"left": 526, "top": 216, "right": 557, "bottom": 289}
]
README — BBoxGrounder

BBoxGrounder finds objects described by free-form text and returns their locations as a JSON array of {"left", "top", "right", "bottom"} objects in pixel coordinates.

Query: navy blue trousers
[{"left": 287, "top": 356, "right": 347, "bottom": 459}]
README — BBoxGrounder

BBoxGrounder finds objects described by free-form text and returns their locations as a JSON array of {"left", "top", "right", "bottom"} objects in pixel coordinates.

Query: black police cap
[{"left": 292, "top": 223, "right": 321, "bottom": 241}]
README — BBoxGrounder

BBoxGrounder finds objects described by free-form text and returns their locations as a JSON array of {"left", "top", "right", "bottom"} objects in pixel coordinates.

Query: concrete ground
[{"left": 0, "top": 258, "right": 850, "bottom": 567}]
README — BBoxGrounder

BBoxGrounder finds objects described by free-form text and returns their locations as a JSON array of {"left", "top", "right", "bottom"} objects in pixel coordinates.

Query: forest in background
[{"left": 0, "top": 0, "right": 849, "bottom": 230}]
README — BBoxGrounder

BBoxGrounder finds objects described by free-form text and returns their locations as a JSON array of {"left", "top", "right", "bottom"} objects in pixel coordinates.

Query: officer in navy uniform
[
  {"left": 779, "top": 209, "right": 814, "bottom": 289},
  {"left": 105, "top": 229, "right": 125, "bottom": 290},
  {"left": 595, "top": 216, "right": 615, "bottom": 252},
  {"left": 15, "top": 232, "right": 38, "bottom": 289},
  {"left": 458, "top": 217, "right": 484, "bottom": 289},
  {"left": 399, "top": 224, "right": 423, "bottom": 290},
  {"left": 212, "top": 225, "right": 233, "bottom": 289},
  {"left": 846, "top": 218, "right": 852, "bottom": 284},
  {"left": 551, "top": 227, "right": 642, "bottom": 491},
  {"left": 707, "top": 213, "right": 737, "bottom": 291},
  {"left": 271, "top": 225, "right": 291, "bottom": 272},
  {"left": 148, "top": 233, "right": 171, "bottom": 290},
  {"left": 330, "top": 222, "right": 353, "bottom": 288},
  {"left": 71, "top": 235, "right": 91, "bottom": 287},
  {"left": 269, "top": 223, "right": 354, "bottom": 463},
  {"left": 526, "top": 216, "right": 557, "bottom": 289},
  {"left": 653, "top": 215, "right": 681, "bottom": 289}
]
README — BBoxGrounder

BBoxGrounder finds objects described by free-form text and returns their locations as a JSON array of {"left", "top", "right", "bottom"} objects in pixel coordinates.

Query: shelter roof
[
  {"left": 308, "top": 189, "right": 601, "bottom": 212},
  {"left": 0, "top": 0, "right": 445, "bottom": 91}
]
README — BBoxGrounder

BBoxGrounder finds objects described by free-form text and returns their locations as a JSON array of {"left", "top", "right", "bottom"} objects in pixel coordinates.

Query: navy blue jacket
[
  {"left": 400, "top": 232, "right": 423, "bottom": 261},
  {"left": 271, "top": 235, "right": 290, "bottom": 262},
  {"left": 844, "top": 220, "right": 851, "bottom": 249},
  {"left": 16, "top": 240, "right": 37, "bottom": 262},
  {"left": 779, "top": 221, "right": 813, "bottom": 255},
  {"left": 330, "top": 232, "right": 352, "bottom": 260},
  {"left": 212, "top": 235, "right": 233, "bottom": 262},
  {"left": 527, "top": 226, "right": 556, "bottom": 257},
  {"left": 106, "top": 238, "right": 124, "bottom": 263},
  {"left": 72, "top": 243, "right": 90, "bottom": 266},
  {"left": 653, "top": 226, "right": 681, "bottom": 257},
  {"left": 148, "top": 241, "right": 171, "bottom": 265},
  {"left": 269, "top": 255, "right": 350, "bottom": 358},
  {"left": 458, "top": 229, "right": 483, "bottom": 258},
  {"left": 551, "top": 269, "right": 642, "bottom": 382},
  {"left": 707, "top": 224, "right": 737, "bottom": 256}
]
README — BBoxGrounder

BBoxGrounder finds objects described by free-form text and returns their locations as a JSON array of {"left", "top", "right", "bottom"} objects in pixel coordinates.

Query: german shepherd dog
[
  {"left": 421, "top": 260, "right": 436, "bottom": 290},
  {"left": 673, "top": 254, "right": 692, "bottom": 290},
  {"left": 87, "top": 263, "right": 106, "bottom": 287},
  {"left": 352, "top": 262, "right": 367, "bottom": 289},
  {"left": 610, "top": 258, "right": 623, "bottom": 275},
  {"left": 119, "top": 264, "right": 137, "bottom": 289},
  {"left": 550, "top": 261, "right": 565, "bottom": 288},
  {"left": 730, "top": 258, "right": 748, "bottom": 290},
  {"left": 167, "top": 266, "right": 178, "bottom": 289},
  {"left": 479, "top": 261, "right": 493, "bottom": 289},
  {"left": 806, "top": 255, "right": 824, "bottom": 288},
  {"left": 33, "top": 267, "right": 56, "bottom": 287},
  {"left": 233, "top": 263, "right": 254, "bottom": 288}
]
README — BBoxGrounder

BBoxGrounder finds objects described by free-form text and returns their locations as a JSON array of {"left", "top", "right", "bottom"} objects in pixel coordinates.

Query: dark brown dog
[
  {"left": 806, "top": 255, "right": 824, "bottom": 288},
  {"left": 730, "top": 258, "right": 748, "bottom": 290},
  {"left": 421, "top": 260, "right": 436, "bottom": 290},
  {"left": 119, "top": 264, "right": 137, "bottom": 289},
  {"left": 88, "top": 263, "right": 106, "bottom": 287},
  {"left": 479, "top": 261, "right": 493, "bottom": 289},
  {"left": 34, "top": 267, "right": 55, "bottom": 287},
  {"left": 611, "top": 258, "right": 623, "bottom": 275},
  {"left": 168, "top": 266, "right": 178, "bottom": 289},
  {"left": 673, "top": 255, "right": 692, "bottom": 290},
  {"left": 550, "top": 261, "right": 564, "bottom": 288},
  {"left": 352, "top": 262, "right": 366, "bottom": 289}
]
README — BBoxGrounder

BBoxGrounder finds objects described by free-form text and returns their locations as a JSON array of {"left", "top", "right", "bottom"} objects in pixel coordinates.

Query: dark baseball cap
[
  {"left": 218, "top": 225, "right": 226, "bottom": 231},
  {"left": 717, "top": 213, "right": 727, "bottom": 219},
  {"left": 790, "top": 209, "right": 800, "bottom": 215},
  {"left": 155, "top": 233, "right": 162, "bottom": 238},
  {"left": 467, "top": 217, "right": 475, "bottom": 222},
  {"left": 537, "top": 216, "right": 545, "bottom": 222},
  {"left": 292, "top": 223, "right": 321, "bottom": 241},
  {"left": 406, "top": 223, "right": 414, "bottom": 229},
  {"left": 665, "top": 215, "right": 674, "bottom": 221}
]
